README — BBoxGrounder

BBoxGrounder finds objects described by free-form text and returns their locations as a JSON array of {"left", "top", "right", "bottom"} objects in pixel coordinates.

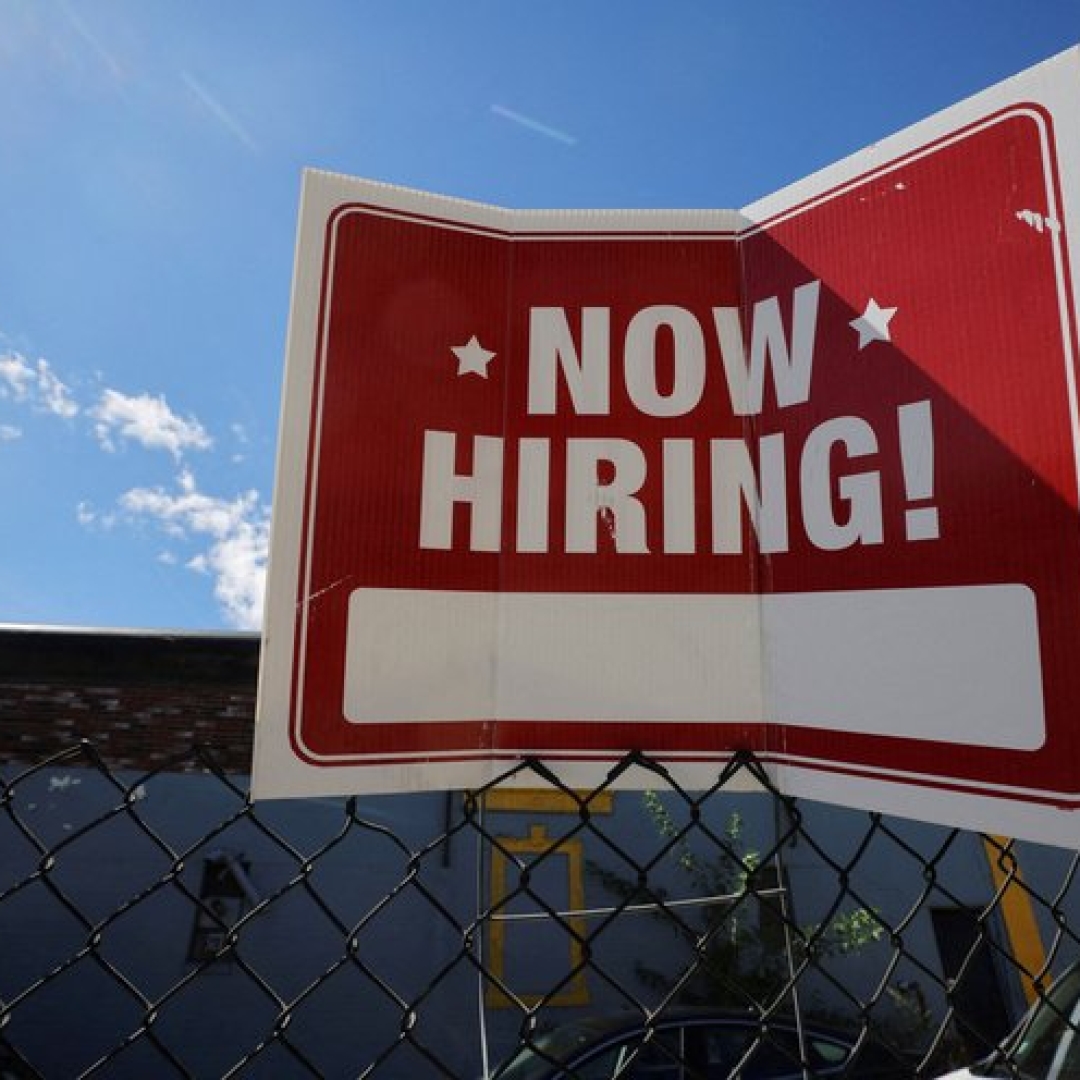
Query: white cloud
[
  {"left": 490, "top": 104, "right": 578, "bottom": 146},
  {"left": 75, "top": 501, "right": 115, "bottom": 530},
  {"left": 119, "top": 468, "right": 269, "bottom": 629},
  {"left": 0, "top": 352, "right": 78, "bottom": 418},
  {"left": 229, "top": 421, "right": 249, "bottom": 464},
  {"left": 181, "top": 70, "right": 259, "bottom": 152},
  {"left": 0, "top": 333, "right": 268, "bottom": 627},
  {"left": 59, "top": 1, "right": 126, "bottom": 82},
  {"left": 92, "top": 389, "right": 211, "bottom": 460},
  {"left": 0, "top": 355, "right": 33, "bottom": 399},
  {"left": 37, "top": 363, "right": 79, "bottom": 419}
]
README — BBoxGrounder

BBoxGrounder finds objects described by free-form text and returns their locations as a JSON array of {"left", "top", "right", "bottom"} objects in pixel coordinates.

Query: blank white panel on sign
[
  {"left": 343, "top": 585, "right": 1044, "bottom": 748},
  {"left": 762, "top": 585, "right": 1043, "bottom": 749}
]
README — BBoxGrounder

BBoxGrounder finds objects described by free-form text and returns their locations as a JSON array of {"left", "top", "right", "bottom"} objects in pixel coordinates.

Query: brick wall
[{"left": 0, "top": 626, "right": 259, "bottom": 773}]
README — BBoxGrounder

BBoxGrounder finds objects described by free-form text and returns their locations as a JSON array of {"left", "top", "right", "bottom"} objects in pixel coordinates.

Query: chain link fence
[{"left": 3, "top": 739, "right": 1080, "bottom": 1079}]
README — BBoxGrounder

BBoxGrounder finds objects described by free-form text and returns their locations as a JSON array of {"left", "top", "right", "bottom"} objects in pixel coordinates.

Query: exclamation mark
[{"left": 898, "top": 401, "right": 939, "bottom": 541}]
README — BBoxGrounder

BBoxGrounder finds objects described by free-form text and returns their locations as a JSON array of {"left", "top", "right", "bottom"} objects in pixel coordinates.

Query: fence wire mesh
[{"left": 2, "top": 740, "right": 1079, "bottom": 1079}]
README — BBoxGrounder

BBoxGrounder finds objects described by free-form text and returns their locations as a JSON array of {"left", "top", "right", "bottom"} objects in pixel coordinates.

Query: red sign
[{"left": 255, "top": 50, "right": 1080, "bottom": 845}]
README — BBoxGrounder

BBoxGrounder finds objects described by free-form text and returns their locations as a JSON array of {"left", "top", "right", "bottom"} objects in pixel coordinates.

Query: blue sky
[{"left": 1, "top": 0, "right": 1078, "bottom": 632}]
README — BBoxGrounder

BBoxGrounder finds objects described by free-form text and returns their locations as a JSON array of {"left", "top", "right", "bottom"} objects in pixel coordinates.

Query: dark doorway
[{"left": 931, "top": 907, "right": 1013, "bottom": 1057}]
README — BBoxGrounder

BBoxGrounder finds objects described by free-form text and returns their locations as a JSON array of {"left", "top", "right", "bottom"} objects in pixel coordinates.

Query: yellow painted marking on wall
[
  {"left": 983, "top": 835, "right": 1046, "bottom": 1004},
  {"left": 483, "top": 789, "right": 614, "bottom": 815},
  {"left": 487, "top": 823, "right": 589, "bottom": 1008}
]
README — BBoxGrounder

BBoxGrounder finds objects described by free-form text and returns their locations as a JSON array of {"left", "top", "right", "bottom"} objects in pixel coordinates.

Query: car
[
  {"left": 937, "top": 961, "right": 1080, "bottom": 1079},
  {"left": 936, "top": 961, "right": 1080, "bottom": 1080},
  {"left": 487, "top": 1007, "right": 913, "bottom": 1079}
]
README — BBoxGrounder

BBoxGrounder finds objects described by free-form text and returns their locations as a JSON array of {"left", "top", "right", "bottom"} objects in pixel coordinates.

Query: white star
[
  {"left": 451, "top": 335, "right": 496, "bottom": 378},
  {"left": 850, "top": 299, "right": 898, "bottom": 350}
]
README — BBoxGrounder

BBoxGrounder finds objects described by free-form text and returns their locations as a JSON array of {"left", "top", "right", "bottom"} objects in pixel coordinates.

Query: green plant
[{"left": 589, "top": 794, "right": 884, "bottom": 1010}]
